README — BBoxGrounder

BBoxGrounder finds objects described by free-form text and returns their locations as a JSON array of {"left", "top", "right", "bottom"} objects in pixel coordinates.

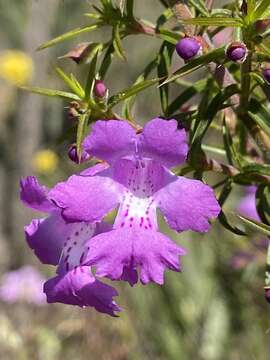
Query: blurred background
[{"left": 0, "top": 1, "right": 269, "bottom": 359}]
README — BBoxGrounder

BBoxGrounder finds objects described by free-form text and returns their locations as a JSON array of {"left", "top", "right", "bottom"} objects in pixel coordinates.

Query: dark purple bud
[
  {"left": 175, "top": 37, "right": 201, "bottom": 60},
  {"left": 262, "top": 66, "right": 270, "bottom": 84},
  {"left": 68, "top": 145, "right": 89, "bottom": 164},
  {"left": 94, "top": 80, "right": 107, "bottom": 98},
  {"left": 265, "top": 288, "right": 270, "bottom": 304},
  {"left": 226, "top": 42, "right": 247, "bottom": 63}
]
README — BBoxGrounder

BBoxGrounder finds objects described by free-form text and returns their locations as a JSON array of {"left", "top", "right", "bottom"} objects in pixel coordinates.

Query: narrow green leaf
[
  {"left": 254, "top": 0, "right": 270, "bottom": 19},
  {"left": 250, "top": 71, "right": 265, "bottom": 86},
  {"left": 99, "top": 44, "right": 114, "bottom": 79},
  {"left": 157, "top": 8, "right": 173, "bottom": 28},
  {"left": 237, "top": 214, "right": 270, "bottom": 236},
  {"left": 122, "top": 58, "right": 157, "bottom": 120},
  {"left": 158, "top": 42, "right": 175, "bottom": 116},
  {"left": 55, "top": 67, "right": 85, "bottom": 98},
  {"left": 247, "top": 0, "right": 256, "bottom": 18},
  {"left": 183, "top": 17, "right": 243, "bottom": 27},
  {"left": 191, "top": 84, "right": 239, "bottom": 146},
  {"left": 222, "top": 115, "right": 241, "bottom": 167},
  {"left": 219, "top": 211, "right": 247, "bottom": 235},
  {"left": 256, "top": 185, "right": 270, "bottom": 225},
  {"left": 112, "top": 23, "right": 126, "bottom": 60},
  {"left": 241, "top": 163, "right": 270, "bottom": 176},
  {"left": 76, "top": 113, "right": 88, "bottom": 161},
  {"left": 84, "top": 50, "right": 99, "bottom": 100},
  {"left": 126, "top": 0, "right": 134, "bottom": 18},
  {"left": 222, "top": 116, "right": 234, "bottom": 165},
  {"left": 20, "top": 86, "right": 81, "bottom": 101},
  {"left": 84, "top": 13, "right": 101, "bottom": 19},
  {"left": 157, "top": 29, "right": 180, "bottom": 45},
  {"left": 188, "top": 0, "right": 209, "bottom": 16},
  {"left": 108, "top": 78, "right": 159, "bottom": 108},
  {"left": 258, "top": 42, "right": 270, "bottom": 58},
  {"left": 217, "top": 180, "right": 246, "bottom": 235},
  {"left": 201, "top": 144, "right": 226, "bottom": 156},
  {"left": 248, "top": 98, "right": 270, "bottom": 137},
  {"left": 211, "top": 9, "right": 232, "bottom": 16},
  {"left": 37, "top": 24, "right": 100, "bottom": 50},
  {"left": 161, "top": 47, "right": 225, "bottom": 86},
  {"left": 167, "top": 79, "right": 206, "bottom": 116}
]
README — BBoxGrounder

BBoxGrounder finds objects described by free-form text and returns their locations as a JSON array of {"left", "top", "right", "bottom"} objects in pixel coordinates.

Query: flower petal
[
  {"left": 85, "top": 228, "right": 186, "bottom": 285},
  {"left": 49, "top": 173, "right": 123, "bottom": 222},
  {"left": 139, "top": 118, "right": 188, "bottom": 168},
  {"left": 79, "top": 162, "right": 109, "bottom": 176},
  {"left": 84, "top": 120, "right": 136, "bottom": 164},
  {"left": 25, "top": 213, "right": 77, "bottom": 265},
  {"left": 20, "top": 176, "right": 55, "bottom": 213},
  {"left": 237, "top": 193, "right": 260, "bottom": 221},
  {"left": 44, "top": 266, "right": 120, "bottom": 316},
  {"left": 121, "top": 266, "right": 138, "bottom": 286},
  {"left": 157, "top": 175, "right": 221, "bottom": 233}
]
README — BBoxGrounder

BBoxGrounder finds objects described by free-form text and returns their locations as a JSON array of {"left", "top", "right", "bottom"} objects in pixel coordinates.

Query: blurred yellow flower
[
  {"left": 0, "top": 50, "right": 33, "bottom": 86},
  {"left": 32, "top": 150, "right": 59, "bottom": 175}
]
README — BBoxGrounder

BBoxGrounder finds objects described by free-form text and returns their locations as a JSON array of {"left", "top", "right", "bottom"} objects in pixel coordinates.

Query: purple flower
[
  {"left": 0, "top": 266, "right": 46, "bottom": 305},
  {"left": 226, "top": 42, "right": 247, "bottom": 63},
  {"left": 175, "top": 37, "right": 201, "bottom": 60},
  {"left": 237, "top": 186, "right": 260, "bottom": 221},
  {"left": 49, "top": 118, "right": 220, "bottom": 286},
  {"left": 20, "top": 174, "right": 120, "bottom": 316}
]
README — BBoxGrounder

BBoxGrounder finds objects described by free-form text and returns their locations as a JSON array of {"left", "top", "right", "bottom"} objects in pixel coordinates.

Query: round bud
[
  {"left": 226, "top": 42, "right": 247, "bottom": 63},
  {"left": 175, "top": 37, "right": 201, "bottom": 61},
  {"left": 262, "top": 66, "right": 270, "bottom": 84},
  {"left": 265, "top": 288, "right": 270, "bottom": 304},
  {"left": 94, "top": 80, "right": 107, "bottom": 98},
  {"left": 68, "top": 145, "right": 89, "bottom": 164}
]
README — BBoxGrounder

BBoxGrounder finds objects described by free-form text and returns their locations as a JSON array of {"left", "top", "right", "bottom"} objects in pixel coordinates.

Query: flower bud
[
  {"left": 68, "top": 145, "right": 89, "bottom": 164},
  {"left": 60, "top": 42, "right": 92, "bottom": 64},
  {"left": 262, "top": 66, "right": 270, "bottom": 84},
  {"left": 94, "top": 79, "right": 107, "bottom": 98},
  {"left": 265, "top": 288, "right": 270, "bottom": 304},
  {"left": 175, "top": 37, "right": 201, "bottom": 61},
  {"left": 226, "top": 42, "right": 247, "bottom": 63}
]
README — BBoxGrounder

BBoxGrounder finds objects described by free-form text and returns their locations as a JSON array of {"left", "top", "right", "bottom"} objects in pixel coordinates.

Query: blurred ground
[{"left": 0, "top": 1, "right": 270, "bottom": 359}]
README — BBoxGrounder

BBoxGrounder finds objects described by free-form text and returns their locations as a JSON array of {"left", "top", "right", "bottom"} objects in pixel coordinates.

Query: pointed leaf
[
  {"left": 183, "top": 17, "right": 243, "bottom": 27},
  {"left": 158, "top": 42, "right": 175, "bottom": 115},
  {"left": 248, "top": 98, "right": 270, "bottom": 137},
  {"left": 188, "top": 0, "right": 209, "bottom": 16},
  {"left": 237, "top": 214, "right": 270, "bottom": 236},
  {"left": 76, "top": 113, "right": 89, "bottom": 161},
  {"left": 112, "top": 23, "right": 126, "bottom": 60},
  {"left": 37, "top": 24, "right": 100, "bottom": 50},
  {"left": 20, "top": 86, "right": 81, "bottom": 101},
  {"left": 108, "top": 78, "right": 159, "bottom": 108},
  {"left": 254, "top": 0, "right": 270, "bottom": 19},
  {"left": 55, "top": 67, "right": 85, "bottom": 98},
  {"left": 84, "top": 50, "right": 99, "bottom": 100}
]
